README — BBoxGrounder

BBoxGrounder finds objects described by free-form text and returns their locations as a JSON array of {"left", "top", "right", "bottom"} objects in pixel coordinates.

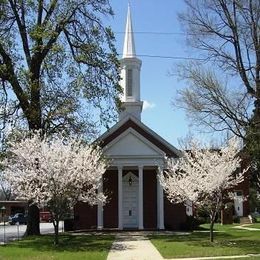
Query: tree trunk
[
  {"left": 25, "top": 107, "right": 42, "bottom": 236},
  {"left": 54, "top": 220, "right": 59, "bottom": 245},
  {"left": 26, "top": 203, "right": 40, "bottom": 236},
  {"left": 210, "top": 220, "right": 214, "bottom": 243}
]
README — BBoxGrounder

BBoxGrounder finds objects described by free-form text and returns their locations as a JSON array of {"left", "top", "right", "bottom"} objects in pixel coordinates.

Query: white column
[
  {"left": 157, "top": 166, "right": 165, "bottom": 230},
  {"left": 97, "top": 178, "right": 103, "bottom": 230},
  {"left": 118, "top": 166, "right": 123, "bottom": 230},
  {"left": 138, "top": 165, "right": 144, "bottom": 230}
]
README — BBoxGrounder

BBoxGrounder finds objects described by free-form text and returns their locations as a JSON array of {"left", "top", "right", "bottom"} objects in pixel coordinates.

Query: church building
[
  {"left": 73, "top": 6, "right": 250, "bottom": 230},
  {"left": 74, "top": 6, "right": 187, "bottom": 230}
]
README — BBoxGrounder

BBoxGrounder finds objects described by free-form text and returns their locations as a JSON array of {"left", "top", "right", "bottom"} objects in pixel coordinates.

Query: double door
[{"left": 122, "top": 172, "right": 139, "bottom": 228}]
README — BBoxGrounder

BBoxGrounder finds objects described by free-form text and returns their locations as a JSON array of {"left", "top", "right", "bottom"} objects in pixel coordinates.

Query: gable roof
[
  {"left": 104, "top": 127, "right": 166, "bottom": 158},
  {"left": 97, "top": 116, "right": 181, "bottom": 158}
]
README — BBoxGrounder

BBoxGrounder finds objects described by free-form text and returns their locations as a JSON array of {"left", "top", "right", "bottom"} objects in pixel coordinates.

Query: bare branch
[{"left": 8, "top": 0, "right": 31, "bottom": 67}]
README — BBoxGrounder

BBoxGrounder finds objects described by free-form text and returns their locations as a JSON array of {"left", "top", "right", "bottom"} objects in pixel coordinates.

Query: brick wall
[
  {"left": 74, "top": 202, "right": 97, "bottom": 230},
  {"left": 143, "top": 169, "right": 157, "bottom": 229},
  {"left": 164, "top": 198, "right": 187, "bottom": 230},
  {"left": 103, "top": 170, "right": 118, "bottom": 228}
]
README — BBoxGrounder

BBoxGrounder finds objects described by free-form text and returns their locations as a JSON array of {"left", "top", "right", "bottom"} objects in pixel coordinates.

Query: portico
[
  {"left": 118, "top": 164, "right": 164, "bottom": 230},
  {"left": 97, "top": 164, "right": 165, "bottom": 230}
]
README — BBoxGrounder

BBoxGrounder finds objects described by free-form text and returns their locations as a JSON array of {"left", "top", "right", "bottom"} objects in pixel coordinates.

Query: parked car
[
  {"left": 8, "top": 213, "right": 27, "bottom": 225},
  {"left": 40, "top": 211, "right": 52, "bottom": 222}
]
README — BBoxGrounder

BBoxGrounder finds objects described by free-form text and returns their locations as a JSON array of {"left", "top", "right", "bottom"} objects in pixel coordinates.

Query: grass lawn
[
  {"left": 247, "top": 222, "right": 260, "bottom": 229},
  {"left": 149, "top": 224, "right": 260, "bottom": 259},
  {"left": 0, "top": 234, "right": 114, "bottom": 260},
  {"left": 244, "top": 217, "right": 260, "bottom": 229}
]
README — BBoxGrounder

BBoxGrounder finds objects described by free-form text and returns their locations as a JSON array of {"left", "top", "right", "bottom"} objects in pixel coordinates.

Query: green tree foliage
[{"left": 0, "top": 0, "right": 121, "bottom": 136}]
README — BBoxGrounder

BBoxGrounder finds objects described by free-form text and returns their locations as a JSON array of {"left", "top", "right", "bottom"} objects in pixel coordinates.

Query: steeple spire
[
  {"left": 123, "top": 4, "right": 136, "bottom": 58},
  {"left": 119, "top": 5, "right": 143, "bottom": 121}
]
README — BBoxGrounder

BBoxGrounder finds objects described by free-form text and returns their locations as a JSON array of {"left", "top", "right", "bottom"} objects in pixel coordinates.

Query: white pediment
[{"left": 104, "top": 128, "right": 164, "bottom": 158}]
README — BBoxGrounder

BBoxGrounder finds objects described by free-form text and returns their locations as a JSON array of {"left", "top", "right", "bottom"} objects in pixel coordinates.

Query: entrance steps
[{"left": 239, "top": 216, "right": 252, "bottom": 224}]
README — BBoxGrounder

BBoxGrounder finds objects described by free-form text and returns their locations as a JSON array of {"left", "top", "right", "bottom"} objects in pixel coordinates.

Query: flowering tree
[
  {"left": 3, "top": 133, "right": 108, "bottom": 245},
  {"left": 160, "top": 138, "right": 248, "bottom": 242}
]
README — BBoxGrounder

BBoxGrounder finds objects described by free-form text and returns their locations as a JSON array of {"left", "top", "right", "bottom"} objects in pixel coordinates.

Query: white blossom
[
  {"left": 160, "top": 137, "right": 249, "bottom": 242},
  {"left": 2, "top": 132, "right": 108, "bottom": 244},
  {"left": 4, "top": 133, "right": 108, "bottom": 208}
]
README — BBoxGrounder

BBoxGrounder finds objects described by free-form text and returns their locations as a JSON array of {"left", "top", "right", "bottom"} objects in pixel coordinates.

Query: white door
[
  {"left": 122, "top": 172, "right": 139, "bottom": 228},
  {"left": 234, "top": 191, "right": 243, "bottom": 217}
]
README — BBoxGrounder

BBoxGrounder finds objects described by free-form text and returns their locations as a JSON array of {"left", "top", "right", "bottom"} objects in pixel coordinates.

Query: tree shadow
[
  {"left": 150, "top": 231, "right": 260, "bottom": 254},
  {"left": 150, "top": 231, "right": 233, "bottom": 243},
  {"left": 7, "top": 234, "right": 114, "bottom": 253}
]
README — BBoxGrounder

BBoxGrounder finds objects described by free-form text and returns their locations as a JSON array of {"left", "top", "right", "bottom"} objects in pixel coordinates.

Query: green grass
[
  {"left": 247, "top": 222, "right": 260, "bottom": 229},
  {"left": 149, "top": 224, "right": 260, "bottom": 259},
  {"left": 0, "top": 234, "right": 114, "bottom": 260}
]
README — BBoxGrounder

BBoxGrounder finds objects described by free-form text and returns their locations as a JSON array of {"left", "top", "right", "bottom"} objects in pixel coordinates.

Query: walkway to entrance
[
  {"left": 107, "top": 232, "right": 163, "bottom": 260},
  {"left": 106, "top": 231, "right": 260, "bottom": 260}
]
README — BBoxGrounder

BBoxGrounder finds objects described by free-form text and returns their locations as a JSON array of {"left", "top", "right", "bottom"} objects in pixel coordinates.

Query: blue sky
[{"left": 105, "top": 0, "right": 194, "bottom": 147}]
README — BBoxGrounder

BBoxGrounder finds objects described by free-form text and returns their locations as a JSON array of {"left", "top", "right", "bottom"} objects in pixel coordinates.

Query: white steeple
[
  {"left": 119, "top": 5, "right": 143, "bottom": 121},
  {"left": 123, "top": 4, "right": 136, "bottom": 58}
]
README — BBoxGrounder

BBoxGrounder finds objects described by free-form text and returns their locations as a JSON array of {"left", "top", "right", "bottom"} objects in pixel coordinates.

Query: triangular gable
[
  {"left": 98, "top": 116, "right": 181, "bottom": 158},
  {"left": 104, "top": 128, "right": 165, "bottom": 157}
]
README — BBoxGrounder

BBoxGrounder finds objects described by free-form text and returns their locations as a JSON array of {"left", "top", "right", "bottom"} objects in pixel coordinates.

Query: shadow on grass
[
  {"left": 149, "top": 230, "right": 260, "bottom": 254},
  {"left": 187, "top": 238, "right": 260, "bottom": 254},
  {"left": 7, "top": 234, "right": 114, "bottom": 253},
  {"left": 193, "top": 225, "right": 210, "bottom": 231},
  {"left": 152, "top": 231, "right": 233, "bottom": 242}
]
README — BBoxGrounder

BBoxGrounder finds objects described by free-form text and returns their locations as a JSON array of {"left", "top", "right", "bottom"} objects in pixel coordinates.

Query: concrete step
[{"left": 239, "top": 216, "right": 252, "bottom": 224}]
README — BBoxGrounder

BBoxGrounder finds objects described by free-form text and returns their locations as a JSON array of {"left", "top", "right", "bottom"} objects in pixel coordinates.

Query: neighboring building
[
  {"left": 73, "top": 6, "right": 250, "bottom": 230},
  {"left": 0, "top": 201, "right": 27, "bottom": 221},
  {"left": 232, "top": 155, "right": 250, "bottom": 219}
]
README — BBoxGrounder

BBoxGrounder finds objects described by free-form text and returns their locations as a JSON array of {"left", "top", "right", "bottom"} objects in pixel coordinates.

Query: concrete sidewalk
[{"left": 107, "top": 232, "right": 163, "bottom": 260}]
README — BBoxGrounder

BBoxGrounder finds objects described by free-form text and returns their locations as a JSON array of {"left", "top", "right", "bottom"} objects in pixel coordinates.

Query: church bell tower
[{"left": 119, "top": 5, "right": 143, "bottom": 121}]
